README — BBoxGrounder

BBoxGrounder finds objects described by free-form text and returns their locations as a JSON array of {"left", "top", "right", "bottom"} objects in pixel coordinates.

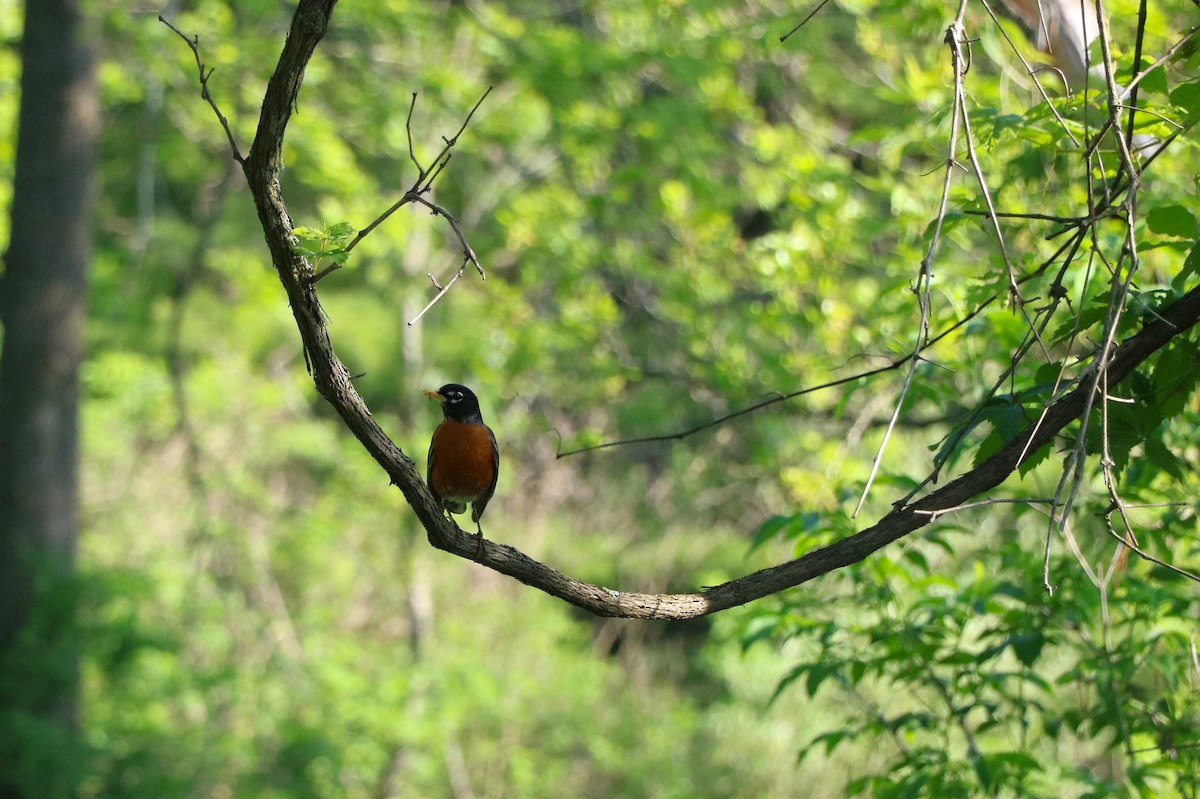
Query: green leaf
[
  {"left": 1143, "top": 434, "right": 1184, "bottom": 481},
  {"left": 1146, "top": 205, "right": 1196, "bottom": 238},
  {"left": 1010, "top": 630, "right": 1045, "bottom": 668},
  {"left": 750, "top": 514, "right": 793, "bottom": 550},
  {"left": 1154, "top": 343, "right": 1200, "bottom": 419},
  {"left": 769, "top": 663, "right": 809, "bottom": 705},
  {"left": 1172, "top": 239, "right": 1200, "bottom": 292},
  {"left": 1169, "top": 80, "right": 1200, "bottom": 126},
  {"left": 1138, "top": 67, "right": 1169, "bottom": 96},
  {"left": 805, "top": 662, "right": 837, "bottom": 697}
]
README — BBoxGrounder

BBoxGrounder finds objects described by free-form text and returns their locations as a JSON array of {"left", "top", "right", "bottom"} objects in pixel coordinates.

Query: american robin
[{"left": 424, "top": 383, "right": 499, "bottom": 550}]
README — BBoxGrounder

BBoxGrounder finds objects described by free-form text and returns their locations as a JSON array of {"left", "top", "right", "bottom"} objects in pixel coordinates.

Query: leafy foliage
[
  {"left": 292, "top": 222, "right": 356, "bottom": 272},
  {"left": 747, "top": 526, "right": 1200, "bottom": 796}
]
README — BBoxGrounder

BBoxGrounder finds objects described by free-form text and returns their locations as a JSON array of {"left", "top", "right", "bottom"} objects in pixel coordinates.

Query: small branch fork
[
  {"left": 978, "top": 0, "right": 1077, "bottom": 144},
  {"left": 160, "top": 16, "right": 245, "bottom": 164},
  {"left": 343, "top": 88, "right": 491, "bottom": 259},
  {"left": 166, "top": 2, "right": 1200, "bottom": 620},
  {"left": 851, "top": 3, "right": 971, "bottom": 518},
  {"left": 319, "top": 88, "right": 493, "bottom": 326}
]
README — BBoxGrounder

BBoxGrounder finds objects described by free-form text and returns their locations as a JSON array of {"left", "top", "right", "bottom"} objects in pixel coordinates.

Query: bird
[{"left": 424, "top": 383, "right": 499, "bottom": 554}]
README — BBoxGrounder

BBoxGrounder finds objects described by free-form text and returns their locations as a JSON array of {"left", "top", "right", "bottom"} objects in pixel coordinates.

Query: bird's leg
[{"left": 473, "top": 522, "right": 485, "bottom": 560}]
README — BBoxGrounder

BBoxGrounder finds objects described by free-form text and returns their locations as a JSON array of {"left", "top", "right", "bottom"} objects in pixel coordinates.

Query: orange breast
[{"left": 429, "top": 420, "right": 495, "bottom": 502}]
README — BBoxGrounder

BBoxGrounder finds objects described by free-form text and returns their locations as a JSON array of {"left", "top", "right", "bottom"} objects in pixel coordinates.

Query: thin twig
[
  {"left": 1102, "top": 512, "right": 1200, "bottom": 583},
  {"left": 345, "top": 195, "right": 409, "bottom": 253},
  {"left": 407, "top": 261, "right": 467, "bottom": 327},
  {"left": 978, "top": 0, "right": 1079, "bottom": 145},
  {"left": 779, "top": 0, "right": 833, "bottom": 43},
  {"left": 851, "top": 8, "right": 971, "bottom": 517},
  {"left": 556, "top": 293, "right": 994, "bottom": 458},
  {"left": 408, "top": 194, "right": 484, "bottom": 277},
  {"left": 159, "top": 16, "right": 245, "bottom": 164},
  {"left": 1122, "top": 0, "right": 1149, "bottom": 148},
  {"left": 344, "top": 87, "right": 493, "bottom": 255},
  {"left": 310, "top": 262, "right": 342, "bottom": 284},
  {"left": 956, "top": 49, "right": 1039, "bottom": 329},
  {"left": 400, "top": 196, "right": 485, "bottom": 324},
  {"left": 406, "top": 92, "right": 423, "bottom": 174},
  {"left": 964, "top": 209, "right": 1084, "bottom": 224},
  {"left": 1114, "top": 103, "right": 1183, "bottom": 130},
  {"left": 912, "top": 495, "right": 1057, "bottom": 522},
  {"left": 335, "top": 88, "right": 492, "bottom": 318},
  {"left": 1095, "top": 0, "right": 1140, "bottom": 189},
  {"left": 1055, "top": 513, "right": 1105, "bottom": 590},
  {"left": 1118, "top": 24, "right": 1200, "bottom": 102},
  {"left": 421, "top": 153, "right": 454, "bottom": 193}
]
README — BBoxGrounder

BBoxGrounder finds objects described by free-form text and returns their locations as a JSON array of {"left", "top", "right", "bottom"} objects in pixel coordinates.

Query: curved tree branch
[{"left": 186, "top": 0, "right": 1200, "bottom": 621}]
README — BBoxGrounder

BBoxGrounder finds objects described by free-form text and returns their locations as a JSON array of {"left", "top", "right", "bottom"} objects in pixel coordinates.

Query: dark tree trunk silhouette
[{"left": 0, "top": 0, "right": 98, "bottom": 794}]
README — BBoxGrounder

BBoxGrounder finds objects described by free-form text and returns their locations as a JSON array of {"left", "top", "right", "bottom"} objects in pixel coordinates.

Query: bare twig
[
  {"left": 964, "top": 207, "right": 1121, "bottom": 231},
  {"left": 1119, "top": 24, "right": 1200, "bottom": 102},
  {"left": 953, "top": 35, "right": 1042, "bottom": 330},
  {"left": 851, "top": 7, "right": 970, "bottom": 517},
  {"left": 1095, "top": 0, "right": 1140, "bottom": 184},
  {"left": 344, "top": 86, "right": 493, "bottom": 255},
  {"left": 406, "top": 92, "right": 423, "bottom": 174},
  {"left": 912, "top": 495, "right": 1057, "bottom": 522},
  {"left": 555, "top": 295, "right": 991, "bottom": 458},
  {"left": 310, "top": 261, "right": 342, "bottom": 284},
  {"left": 160, "top": 16, "right": 245, "bottom": 163},
  {"left": 779, "top": 0, "right": 833, "bottom": 43},
  {"left": 1122, "top": 0, "right": 1149, "bottom": 149},
  {"left": 407, "top": 261, "right": 468, "bottom": 327},
  {"left": 978, "top": 0, "right": 1079, "bottom": 144},
  {"left": 409, "top": 194, "right": 483, "bottom": 276},
  {"left": 328, "top": 88, "right": 492, "bottom": 319},
  {"left": 1114, "top": 103, "right": 1183, "bottom": 131},
  {"left": 1059, "top": 514, "right": 1104, "bottom": 591},
  {"left": 345, "top": 195, "right": 409, "bottom": 253},
  {"left": 1102, "top": 511, "right": 1200, "bottom": 584}
]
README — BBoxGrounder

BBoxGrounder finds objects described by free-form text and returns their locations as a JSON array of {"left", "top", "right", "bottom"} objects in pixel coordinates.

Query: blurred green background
[{"left": 2, "top": 0, "right": 1199, "bottom": 796}]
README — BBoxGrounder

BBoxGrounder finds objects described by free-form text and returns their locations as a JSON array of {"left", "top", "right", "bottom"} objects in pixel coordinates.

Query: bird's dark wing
[
  {"left": 426, "top": 435, "right": 442, "bottom": 507},
  {"left": 471, "top": 424, "right": 500, "bottom": 524}
]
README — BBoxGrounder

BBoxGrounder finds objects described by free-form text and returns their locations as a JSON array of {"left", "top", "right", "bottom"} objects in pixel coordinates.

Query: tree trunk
[{"left": 0, "top": 0, "right": 98, "bottom": 794}]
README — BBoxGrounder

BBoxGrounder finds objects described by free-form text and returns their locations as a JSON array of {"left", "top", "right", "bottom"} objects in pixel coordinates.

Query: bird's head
[{"left": 424, "top": 383, "right": 484, "bottom": 423}]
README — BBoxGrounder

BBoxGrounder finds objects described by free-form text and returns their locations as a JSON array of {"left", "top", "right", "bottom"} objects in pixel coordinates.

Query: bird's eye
[{"left": 451, "top": 391, "right": 462, "bottom": 402}]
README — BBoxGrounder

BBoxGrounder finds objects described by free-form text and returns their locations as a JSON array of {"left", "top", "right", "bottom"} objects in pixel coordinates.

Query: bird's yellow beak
[{"left": 424, "top": 389, "right": 446, "bottom": 403}]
